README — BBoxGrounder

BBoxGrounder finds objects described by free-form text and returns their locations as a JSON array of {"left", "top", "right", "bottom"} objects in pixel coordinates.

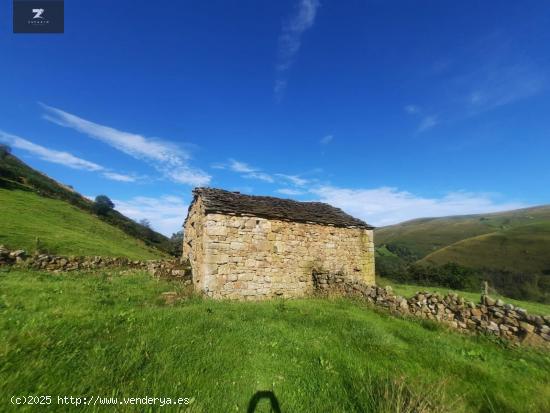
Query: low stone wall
[
  {"left": 3, "top": 245, "right": 548, "bottom": 346},
  {"left": 0, "top": 245, "right": 192, "bottom": 282},
  {"left": 314, "top": 272, "right": 550, "bottom": 347}
]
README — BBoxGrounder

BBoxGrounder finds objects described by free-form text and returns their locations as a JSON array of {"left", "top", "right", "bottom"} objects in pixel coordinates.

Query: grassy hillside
[
  {"left": 421, "top": 222, "right": 550, "bottom": 274},
  {"left": 0, "top": 189, "right": 165, "bottom": 259},
  {"left": 375, "top": 206, "right": 550, "bottom": 302},
  {"left": 0, "top": 152, "right": 174, "bottom": 254},
  {"left": 376, "top": 205, "right": 550, "bottom": 261},
  {"left": 1, "top": 269, "right": 549, "bottom": 412}
]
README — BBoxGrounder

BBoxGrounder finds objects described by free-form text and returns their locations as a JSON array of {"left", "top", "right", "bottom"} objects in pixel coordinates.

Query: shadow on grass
[{"left": 247, "top": 390, "right": 281, "bottom": 413}]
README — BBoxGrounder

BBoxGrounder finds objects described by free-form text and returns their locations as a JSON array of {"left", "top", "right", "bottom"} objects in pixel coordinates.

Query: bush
[
  {"left": 139, "top": 218, "right": 151, "bottom": 228},
  {"left": 93, "top": 195, "right": 115, "bottom": 216},
  {"left": 382, "top": 262, "right": 481, "bottom": 292},
  {"left": 169, "top": 231, "right": 184, "bottom": 257},
  {"left": 0, "top": 144, "right": 12, "bottom": 159}
]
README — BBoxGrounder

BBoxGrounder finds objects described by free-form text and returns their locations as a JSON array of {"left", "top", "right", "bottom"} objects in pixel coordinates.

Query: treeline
[{"left": 377, "top": 243, "right": 550, "bottom": 303}]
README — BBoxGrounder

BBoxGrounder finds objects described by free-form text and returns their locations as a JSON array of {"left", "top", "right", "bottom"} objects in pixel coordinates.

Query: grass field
[
  {"left": 0, "top": 189, "right": 166, "bottom": 260},
  {"left": 1, "top": 269, "right": 549, "bottom": 412}
]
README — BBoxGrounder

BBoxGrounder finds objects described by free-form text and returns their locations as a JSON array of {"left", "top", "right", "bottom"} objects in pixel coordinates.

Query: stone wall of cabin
[
  {"left": 183, "top": 196, "right": 207, "bottom": 291},
  {"left": 183, "top": 210, "right": 375, "bottom": 300}
]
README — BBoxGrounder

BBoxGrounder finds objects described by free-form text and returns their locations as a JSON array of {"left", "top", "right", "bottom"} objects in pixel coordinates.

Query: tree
[
  {"left": 169, "top": 230, "right": 184, "bottom": 257},
  {"left": 139, "top": 218, "right": 151, "bottom": 228},
  {"left": 0, "top": 144, "right": 11, "bottom": 159},
  {"left": 93, "top": 195, "right": 115, "bottom": 216}
]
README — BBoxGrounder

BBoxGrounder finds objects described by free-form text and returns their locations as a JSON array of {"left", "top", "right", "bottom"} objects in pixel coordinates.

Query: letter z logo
[{"left": 32, "top": 8, "right": 45, "bottom": 19}]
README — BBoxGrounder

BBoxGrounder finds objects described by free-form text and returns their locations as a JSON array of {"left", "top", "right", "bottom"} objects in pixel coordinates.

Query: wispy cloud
[
  {"left": 228, "top": 159, "right": 257, "bottom": 174},
  {"left": 275, "top": 173, "right": 309, "bottom": 186},
  {"left": 404, "top": 105, "right": 420, "bottom": 114},
  {"left": 311, "top": 185, "right": 525, "bottom": 226},
  {"left": 215, "top": 159, "right": 276, "bottom": 183},
  {"left": 403, "top": 104, "right": 438, "bottom": 132},
  {"left": 113, "top": 195, "right": 187, "bottom": 236},
  {"left": 418, "top": 115, "right": 438, "bottom": 132},
  {"left": 320, "top": 134, "right": 333, "bottom": 145},
  {"left": 0, "top": 130, "right": 138, "bottom": 183},
  {"left": 1, "top": 130, "right": 103, "bottom": 171},
  {"left": 408, "top": 36, "right": 546, "bottom": 132},
  {"left": 274, "top": 0, "right": 320, "bottom": 101},
  {"left": 217, "top": 159, "right": 313, "bottom": 186},
  {"left": 244, "top": 172, "right": 275, "bottom": 183},
  {"left": 41, "top": 104, "right": 211, "bottom": 186},
  {"left": 101, "top": 172, "right": 137, "bottom": 182},
  {"left": 465, "top": 63, "right": 545, "bottom": 115}
]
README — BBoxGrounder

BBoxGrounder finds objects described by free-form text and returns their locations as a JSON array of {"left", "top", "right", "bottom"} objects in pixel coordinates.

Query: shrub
[
  {"left": 0, "top": 144, "right": 11, "bottom": 159},
  {"left": 93, "top": 195, "right": 115, "bottom": 216}
]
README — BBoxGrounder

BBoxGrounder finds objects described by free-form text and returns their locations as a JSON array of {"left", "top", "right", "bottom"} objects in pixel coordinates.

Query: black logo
[{"left": 13, "top": 1, "right": 64, "bottom": 33}]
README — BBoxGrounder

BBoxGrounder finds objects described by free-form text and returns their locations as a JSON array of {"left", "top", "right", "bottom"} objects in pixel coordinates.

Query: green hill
[
  {"left": 0, "top": 189, "right": 166, "bottom": 259},
  {"left": 376, "top": 205, "right": 550, "bottom": 262},
  {"left": 375, "top": 206, "right": 550, "bottom": 302},
  {"left": 0, "top": 151, "right": 174, "bottom": 255},
  {"left": 420, "top": 221, "right": 550, "bottom": 274},
  {"left": 0, "top": 151, "right": 171, "bottom": 259},
  {"left": 375, "top": 205, "right": 550, "bottom": 273}
]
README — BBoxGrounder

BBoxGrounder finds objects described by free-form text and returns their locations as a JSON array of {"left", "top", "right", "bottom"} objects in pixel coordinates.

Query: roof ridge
[{"left": 192, "top": 187, "right": 374, "bottom": 229}]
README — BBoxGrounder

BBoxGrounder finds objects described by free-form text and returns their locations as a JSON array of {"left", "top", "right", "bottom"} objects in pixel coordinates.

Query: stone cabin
[{"left": 183, "top": 187, "right": 375, "bottom": 299}]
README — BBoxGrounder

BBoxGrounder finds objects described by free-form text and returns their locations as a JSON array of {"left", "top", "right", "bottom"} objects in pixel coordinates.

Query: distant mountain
[
  {"left": 375, "top": 206, "right": 550, "bottom": 302},
  {"left": 0, "top": 151, "right": 173, "bottom": 258},
  {"left": 376, "top": 206, "right": 550, "bottom": 273}
]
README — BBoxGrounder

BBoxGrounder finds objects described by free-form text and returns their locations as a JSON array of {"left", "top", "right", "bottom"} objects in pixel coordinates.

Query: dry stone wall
[
  {"left": 314, "top": 272, "right": 550, "bottom": 347},
  {"left": 0, "top": 245, "right": 192, "bottom": 282},
  {"left": 184, "top": 208, "right": 375, "bottom": 300}
]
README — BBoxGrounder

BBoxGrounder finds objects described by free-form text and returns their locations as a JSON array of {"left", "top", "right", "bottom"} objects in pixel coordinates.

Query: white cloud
[
  {"left": 168, "top": 168, "right": 211, "bottom": 186},
  {"left": 41, "top": 104, "right": 211, "bottom": 187},
  {"left": 320, "top": 134, "right": 333, "bottom": 145},
  {"left": 229, "top": 159, "right": 257, "bottom": 173},
  {"left": 218, "top": 159, "right": 312, "bottom": 187},
  {"left": 0, "top": 130, "right": 103, "bottom": 171},
  {"left": 418, "top": 115, "right": 438, "bottom": 132},
  {"left": 244, "top": 171, "right": 275, "bottom": 183},
  {"left": 404, "top": 105, "right": 420, "bottom": 114},
  {"left": 311, "top": 185, "right": 525, "bottom": 227},
  {"left": 275, "top": 0, "right": 320, "bottom": 101},
  {"left": 276, "top": 188, "right": 305, "bottom": 196},
  {"left": 0, "top": 130, "right": 142, "bottom": 183},
  {"left": 41, "top": 104, "right": 184, "bottom": 164},
  {"left": 113, "top": 195, "right": 188, "bottom": 236},
  {"left": 217, "top": 158, "right": 275, "bottom": 183},
  {"left": 101, "top": 172, "right": 136, "bottom": 182},
  {"left": 275, "top": 173, "right": 309, "bottom": 186}
]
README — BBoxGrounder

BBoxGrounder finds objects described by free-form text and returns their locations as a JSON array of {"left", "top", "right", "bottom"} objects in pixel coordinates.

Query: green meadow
[{"left": 1, "top": 269, "right": 549, "bottom": 412}]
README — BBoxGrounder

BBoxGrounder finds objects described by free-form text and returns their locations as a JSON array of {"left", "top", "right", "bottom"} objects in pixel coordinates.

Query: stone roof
[{"left": 191, "top": 187, "right": 374, "bottom": 229}]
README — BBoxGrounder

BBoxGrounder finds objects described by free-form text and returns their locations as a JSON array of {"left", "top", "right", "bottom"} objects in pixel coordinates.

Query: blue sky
[{"left": 1, "top": 0, "right": 550, "bottom": 235}]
